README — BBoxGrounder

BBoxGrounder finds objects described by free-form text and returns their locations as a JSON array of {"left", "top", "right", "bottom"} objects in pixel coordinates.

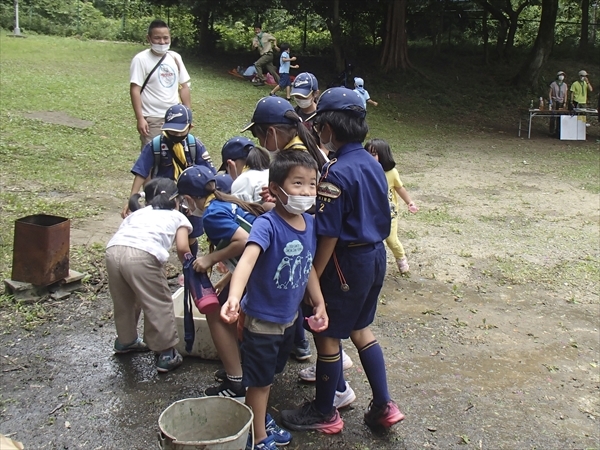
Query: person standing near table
[
  {"left": 548, "top": 71, "right": 568, "bottom": 136},
  {"left": 570, "top": 70, "right": 593, "bottom": 108},
  {"left": 251, "top": 22, "right": 280, "bottom": 87},
  {"left": 130, "top": 19, "right": 191, "bottom": 149}
]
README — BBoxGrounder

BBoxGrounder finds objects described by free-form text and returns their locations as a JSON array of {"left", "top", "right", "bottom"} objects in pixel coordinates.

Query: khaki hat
[{"left": 578, "top": 70, "right": 588, "bottom": 76}]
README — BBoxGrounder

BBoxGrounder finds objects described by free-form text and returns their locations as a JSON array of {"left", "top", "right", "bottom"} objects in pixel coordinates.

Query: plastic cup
[{"left": 306, "top": 315, "right": 325, "bottom": 331}]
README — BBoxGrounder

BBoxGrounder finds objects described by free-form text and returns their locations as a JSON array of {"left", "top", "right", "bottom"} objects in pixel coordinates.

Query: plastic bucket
[{"left": 158, "top": 397, "right": 253, "bottom": 450}]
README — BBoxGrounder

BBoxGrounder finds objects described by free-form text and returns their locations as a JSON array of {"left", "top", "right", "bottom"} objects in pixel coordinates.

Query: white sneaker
[
  {"left": 298, "top": 350, "right": 354, "bottom": 382},
  {"left": 333, "top": 382, "right": 356, "bottom": 409},
  {"left": 342, "top": 350, "right": 354, "bottom": 370}
]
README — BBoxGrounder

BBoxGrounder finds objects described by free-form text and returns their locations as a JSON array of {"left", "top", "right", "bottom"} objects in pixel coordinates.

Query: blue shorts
[
  {"left": 189, "top": 215, "right": 204, "bottom": 238},
  {"left": 314, "top": 242, "right": 386, "bottom": 339},
  {"left": 240, "top": 319, "right": 295, "bottom": 388},
  {"left": 278, "top": 73, "right": 291, "bottom": 88}
]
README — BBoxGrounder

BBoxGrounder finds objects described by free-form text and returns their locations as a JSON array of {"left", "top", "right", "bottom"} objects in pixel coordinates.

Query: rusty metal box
[{"left": 12, "top": 214, "right": 70, "bottom": 286}]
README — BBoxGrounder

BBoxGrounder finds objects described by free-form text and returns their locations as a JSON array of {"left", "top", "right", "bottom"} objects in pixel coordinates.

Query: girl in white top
[
  {"left": 220, "top": 136, "right": 270, "bottom": 202},
  {"left": 106, "top": 178, "right": 192, "bottom": 373}
]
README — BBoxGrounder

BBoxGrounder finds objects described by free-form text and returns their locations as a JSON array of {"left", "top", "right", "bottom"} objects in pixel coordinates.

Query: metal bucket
[
  {"left": 158, "top": 397, "right": 253, "bottom": 450},
  {"left": 12, "top": 214, "right": 70, "bottom": 286}
]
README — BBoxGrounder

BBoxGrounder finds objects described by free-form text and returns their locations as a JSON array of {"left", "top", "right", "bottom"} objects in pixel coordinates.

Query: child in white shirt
[{"left": 106, "top": 178, "right": 191, "bottom": 372}]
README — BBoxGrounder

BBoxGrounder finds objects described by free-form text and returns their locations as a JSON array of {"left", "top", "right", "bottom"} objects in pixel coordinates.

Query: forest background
[{"left": 1, "top": 0, "right": 598, "bottom": 93}]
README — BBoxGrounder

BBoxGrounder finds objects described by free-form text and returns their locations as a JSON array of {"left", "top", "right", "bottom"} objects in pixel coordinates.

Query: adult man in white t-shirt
[{"left": 130, "top": 20, "right": 191, "bottom": 149}]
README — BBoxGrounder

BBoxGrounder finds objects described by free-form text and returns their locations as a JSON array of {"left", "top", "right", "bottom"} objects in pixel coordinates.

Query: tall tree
[
  {"left": 503, "top": 0, "right": 534, "bottom": 59},
  {"left": 512, "top": 0, "right": 559, "bottom": 88},
  {"left": 476, "top": 0, "right": 534, "bottom": 60},
  {"left": 579, "top": 0, "right": 589, "bottom": 51},
  {"left": 380, "top": 0, "right": 413, "bottom": 71}
]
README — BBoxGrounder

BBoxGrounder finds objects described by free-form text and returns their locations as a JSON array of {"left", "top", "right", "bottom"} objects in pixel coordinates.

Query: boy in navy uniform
[
  {"left": 281, "top": 87, "right": 405, "bottom": 433},
  {"left": 122, "top": 104, "right": 216, "bottom": 255}
]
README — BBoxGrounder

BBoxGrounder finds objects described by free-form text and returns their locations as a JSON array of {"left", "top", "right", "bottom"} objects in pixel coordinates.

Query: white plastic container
[
  {"left": 158, "top": 397, "right": 253, "bottom": 450},
  {"left": 172, "top": 287, "right": 219, "bottom": 360}
]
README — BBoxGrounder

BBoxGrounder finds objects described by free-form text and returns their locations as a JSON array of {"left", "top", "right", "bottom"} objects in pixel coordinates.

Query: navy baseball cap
[
  {"left": 162, "top": 105, "right": 192, "bottom": 132},
  {"left": 290, "top": 72, "right": 319, "bottom": 98},
  {"left": 214, "top": 173, "right": 233, "bottom": 194},
  {"left": 241, "top": 97, "right": 296, "bottom": 132},
  {"left": 307, "top": 87, "right": 366, "bottom": 121},
  {"left": 177, "top": 165, "right": 216, "bottom": 197},
  {"left": 218, "top": 136, "right": 255, "bottom": 171}
]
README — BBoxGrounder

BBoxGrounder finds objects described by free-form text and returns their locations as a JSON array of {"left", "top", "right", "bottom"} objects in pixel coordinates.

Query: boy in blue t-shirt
[
  {"left": 221, "top": 150, "right": 329, "bottom": 450},
  {"left": 269, "top": 43, "right": 299, "bottom": 101}
]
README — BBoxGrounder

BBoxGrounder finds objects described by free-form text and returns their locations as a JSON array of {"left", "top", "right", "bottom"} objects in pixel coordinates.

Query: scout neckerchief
[
  {"left": 284, "top": 136, "right": 307, "bottom": 151},
  {"left": 163, "top": 131, "right": 188, "bottom": 180}
]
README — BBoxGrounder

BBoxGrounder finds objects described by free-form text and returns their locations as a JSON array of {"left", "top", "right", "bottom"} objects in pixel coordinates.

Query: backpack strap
[
  {"left": 151, "top": 135, "right": 162, "bottom": 178},
  {"left": 152, "top": 134, "right": 196, "bottom": 179},
  {"left": 186, "top": 134, "right": 196, "bottom": 163}
]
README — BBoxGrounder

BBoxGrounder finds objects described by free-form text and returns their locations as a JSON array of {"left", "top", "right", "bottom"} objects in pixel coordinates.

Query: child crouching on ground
[
  {"left": 106, "top": 178, "right": 191, "bottom": 373},
  {"left": 365, "top": 139, "right": 418, "bottom": 274},
  {"left": 221, "top": 151, "right": 329, "bottom": 450}
]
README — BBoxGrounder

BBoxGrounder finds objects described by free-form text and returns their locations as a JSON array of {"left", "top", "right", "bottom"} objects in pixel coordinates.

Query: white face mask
[
  {"left": 267, "top": 129, "right": 281, "bottom": 151},
  {"left": 295, "top": 98, "right": 313, "bottom": 109},
  {"left": 278, "top": 187, "right": 315, "bottom": 215},
  {"left": 151, "top": 43, "right": 170, "bottom": 54},
  {"left": 186, "top": 198, "right": 204, "bottom": 217},
  {"left": 558, "top": 75, "right": 564, "bottom": 81},
  {"left": 321, "top": 134, "right": 337, "bottom": 154}
]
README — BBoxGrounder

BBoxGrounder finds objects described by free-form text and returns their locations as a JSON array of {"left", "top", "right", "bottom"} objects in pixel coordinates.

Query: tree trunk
[
  {"left": 325, "top": 0, "right": 344, "bottom": 72},
  {"left": 504, "top": 1, "right": 532, "bottom": 60},
  {"left": 193, "top": 3, "right": 212, "bottom": 54},
  {"left": 482, "top": 10, "right": 489, "bottom": 64},
  {"left": 495, "top": 19, "right": 509, "bottom": 57},
  {"left": 512, "top": 0, "right": 559, "bottom": 89},
  {"left": 476, "top": 1, "right": 509, "bottom": 58},
  {"left": 580, "top": 0, "right": 590, "bottom": 51},
  {"left": 505, "top": 21, "right": 517, "bottom": 58},
  {"left": 380, "top": 0, "right": 413, "bottom": 72}
]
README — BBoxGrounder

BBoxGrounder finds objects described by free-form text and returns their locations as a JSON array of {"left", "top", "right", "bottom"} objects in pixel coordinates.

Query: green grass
[
  {"left": 0, "top": 31, "right": 599, "bottom": 286},
  {"left": 413, "top": 206, "right": 464, "bottom": 226}
]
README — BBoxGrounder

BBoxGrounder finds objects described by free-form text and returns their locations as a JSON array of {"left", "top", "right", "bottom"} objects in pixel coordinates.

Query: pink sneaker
[
  {"left": 397, "top": 257, "right": 409, "bottom": 274},
  {"left": 364, "top": 400, "right": 405, "bottom": 429}
]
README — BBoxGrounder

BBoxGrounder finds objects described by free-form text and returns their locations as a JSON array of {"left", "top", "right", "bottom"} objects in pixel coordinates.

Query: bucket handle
[{"left": 157, "top": 431, "right": 170, "bottom": 450}]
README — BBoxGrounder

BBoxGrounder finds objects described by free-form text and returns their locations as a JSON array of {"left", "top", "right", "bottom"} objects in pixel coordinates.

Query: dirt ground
[{"left": 1, "top": 127, "right": 599, "bottom": 450}]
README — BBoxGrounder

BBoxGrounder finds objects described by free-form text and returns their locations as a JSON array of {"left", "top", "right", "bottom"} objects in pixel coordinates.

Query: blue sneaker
[
  {"left": 266, "top": 413, "right": 292, "bottom": 446},
  {"left": 246, "top": 434, "right": 277, "bottom": 450},
  {"left": 114, "top": 337, "right": 149, "bottom": 354},
  {"left": 291, "top": 339, "right": 312, "bottom": 361}
]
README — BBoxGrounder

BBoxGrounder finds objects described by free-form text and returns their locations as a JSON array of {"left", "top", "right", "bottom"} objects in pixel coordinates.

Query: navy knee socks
[
  {"left": 358, "top": 340, "right": 390, "bottom": 407},
  {"left": 336, "top": 344, "right": 346, "bottom": 392},
  {"left": 314, "top": 351, "right": 341, "bottom": 414}
]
